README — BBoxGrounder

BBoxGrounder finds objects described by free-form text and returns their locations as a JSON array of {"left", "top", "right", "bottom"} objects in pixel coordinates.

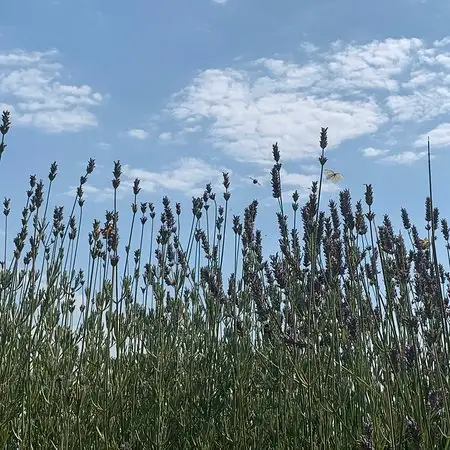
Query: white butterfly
[{"left": 325, "top": 168, "right": 344, "bottom": 183}]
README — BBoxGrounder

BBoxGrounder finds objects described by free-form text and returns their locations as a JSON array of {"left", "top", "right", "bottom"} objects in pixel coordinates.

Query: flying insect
[
  {"left": 249, "top": 177, "right": 262, "bottom": 186},
  {"left": 325, "top": 169, "right": 344, "bottom": 183}
]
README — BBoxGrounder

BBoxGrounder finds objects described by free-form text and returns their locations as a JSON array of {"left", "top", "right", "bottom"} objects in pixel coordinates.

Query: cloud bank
[
  {"left": 164, "top": 37, "right": 450, "bottom": 165},
  {"left": 0, "top": 49, "right": 103, "bottom": 133}
]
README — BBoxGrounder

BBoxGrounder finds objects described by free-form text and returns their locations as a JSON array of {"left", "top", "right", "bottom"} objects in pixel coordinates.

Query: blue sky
[{"left": 2, "top": 0, "right": 450, "bottom": 273}]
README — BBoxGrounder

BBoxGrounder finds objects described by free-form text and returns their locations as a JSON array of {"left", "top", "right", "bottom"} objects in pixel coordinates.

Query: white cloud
[
  {"left": 96, "top": 142, "right": 111, "bottom": 149},
  {"left": 162, "top": 36, "right": 450, "bottom": 167},
  {"left": 63, "top": 183, "right": 127, "bottom": 203},
  {"left": 126, "top": 128, "right": 149, "bottom": 140},
  {"left": 434, "top": 53, "right": 450, "bottom": 69},
  {"left": 402, "top": 70, "right": 439, "bottom": 89},
  {"left": 324, "top": 37, "right": 423, "bottom": 92},
  {"left": 0, "top": 49, "right": 59, "bottom": 66},
  {"left": 361, "top": 147, "right": 390, "bottom": 157},
  {"left": 122, "top": 157, "right": 229, "bottom": 197},
  {"left": 18, "top": 109, "right": 97, "bottom": 133},
  {"left": 299, "top": 42, "right": 319, "bottom": 54},
  {"left": 387, "top": 87, "right": 450, "bottom": 122},
  {"left": 158, "top": 131, "right": 172, "bottom": 142},
  {"left": 158, "top": 127, "right": 203, "bottom": 144},
  {"left": 0, "top": 49, "right": 102, "bottom": 133},
  {"left": 381, "top": 151, "right": 427, "bottom": 165},
  {"left": 434, "top": 37, "right": 450, "bottom": 48},
  {"left": 168, "top": 66, "right": 387, "bottom": 164},
  {"left": 183, "top": 125, "right": 201, "bottom": 133},
  {"left": 414, "top": 123, "right": 450, "bottom": 148}
]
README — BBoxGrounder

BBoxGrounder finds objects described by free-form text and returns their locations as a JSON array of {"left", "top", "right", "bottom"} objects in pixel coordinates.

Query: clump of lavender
[{"left": 0, "top": 113, "right": 449, "bottom": 448}]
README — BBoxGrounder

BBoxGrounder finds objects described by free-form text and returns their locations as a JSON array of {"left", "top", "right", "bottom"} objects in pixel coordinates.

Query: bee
[
  {"left": 249, "top": 176, "right": 261, "bottom": 186},
  {"left": 325, "top": 168, "right": 344, "bottom": 183},
  {"left": 101, "top": 224, "right": 116, "bottom": 239}
]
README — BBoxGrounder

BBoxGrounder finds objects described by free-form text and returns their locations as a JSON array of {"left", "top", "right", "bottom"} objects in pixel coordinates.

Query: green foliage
[{"left": 1, "top": 116, "right": 449, "bottom": 448}]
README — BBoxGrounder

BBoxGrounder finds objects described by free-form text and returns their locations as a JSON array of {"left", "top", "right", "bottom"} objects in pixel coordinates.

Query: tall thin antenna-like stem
[{"left": 427, "top": 137, "right": 449, "bottom": 364}]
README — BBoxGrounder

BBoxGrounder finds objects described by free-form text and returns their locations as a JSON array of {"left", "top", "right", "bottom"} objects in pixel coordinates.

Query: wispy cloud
[
  {"left": 386, "top": 87, "right": 450, "bottom": 122},
  {"left": 126, "top": 128, "right": 149, "bottom": 140},
  {"left": 0, "top": 49, "right": 103, "bottom": 133},
  {"left": 381, "top": 151, "right": 428, "bottom": 164},
  {"left": 361, "top": 147, "right": 390, "bottom": 157},
  {"left": 63, "top": 183, "right": 127, "bottom": 203},
  {"left": 299, "top": 42, "right": 319, "bottom": 54},
  {"left": 414, "top": 123, "right": 450, "bottom": 148},
  {"left": 158, "top": 131, "right": 172, "bottom": 142},
  {"left": 122, "top": 157, "right": 229, "bottom": 197},
  {"left": 96, "top": 141, "right": 111, "bottom": 149},
  {"left": 433, "top": 37, "right": 450, "bottom": 47}
]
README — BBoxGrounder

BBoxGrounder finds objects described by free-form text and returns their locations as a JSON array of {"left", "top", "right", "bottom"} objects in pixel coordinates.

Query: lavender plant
[{"left": 0, "top": 112, "right": 449, "bottom": 449}]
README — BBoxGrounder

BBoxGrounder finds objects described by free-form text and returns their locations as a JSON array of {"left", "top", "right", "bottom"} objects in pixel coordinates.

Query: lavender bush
[{"left": 0, "top": 113, "right": 449, "bottom": 449}]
